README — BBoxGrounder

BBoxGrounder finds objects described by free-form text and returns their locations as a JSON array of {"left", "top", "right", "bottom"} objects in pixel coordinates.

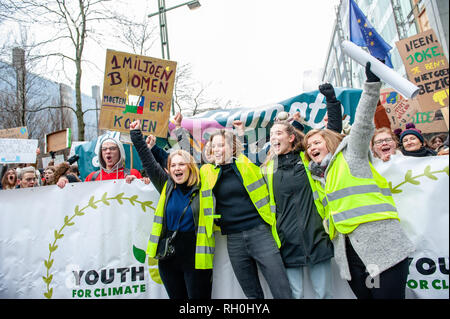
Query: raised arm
[
  {"left": 129, "top": 120, "right": 168, "bottom": 193},
  {"left": 319, "top": 83, "right": 343, "bottom": 134},
  {"left": 172, "top": 112, "right": 202, "bottom": 164},
  {"left": 346, "top": 62, "right": 382, "bottom": 159}
]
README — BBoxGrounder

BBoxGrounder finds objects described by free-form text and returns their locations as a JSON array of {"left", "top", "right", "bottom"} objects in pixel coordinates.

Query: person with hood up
[{"left": 85, "top": 136, "right": 142, "bottom": 181}]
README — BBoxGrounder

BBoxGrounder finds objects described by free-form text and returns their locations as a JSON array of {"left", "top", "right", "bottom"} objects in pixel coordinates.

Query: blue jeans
[
  {"left": 286, "top": 259, "right": 333, "bottom": 299},
  {"left": 226, "top": 224, "right": 292, "bottom": 299}
]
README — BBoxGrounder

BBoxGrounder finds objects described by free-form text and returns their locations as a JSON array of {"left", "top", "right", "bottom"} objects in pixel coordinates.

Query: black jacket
[
  {"left": 272, "top": 151, "right": 333, "bottom": 267},
  {"left": 130, "top": 129, "right": 200, "bottom": 241}
]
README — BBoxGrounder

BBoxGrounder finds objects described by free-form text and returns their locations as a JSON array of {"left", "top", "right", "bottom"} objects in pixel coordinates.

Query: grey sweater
[{"left": 312, "top": 81, "right": 415, "bottom": 280}]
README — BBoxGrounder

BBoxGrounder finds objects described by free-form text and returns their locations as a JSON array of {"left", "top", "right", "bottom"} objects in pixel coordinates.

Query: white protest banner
[
  {"left": 0, "top": 138, "right": 38, "bottom": 164},
  {"left": 0, "top": 156, "right": 448, "bottom": 299},
  {"left": 0, "top": 180, "right": 165, "bottom": 299},
  {"left": 373, "top": 154, "right": 449, "bottom": 299}
]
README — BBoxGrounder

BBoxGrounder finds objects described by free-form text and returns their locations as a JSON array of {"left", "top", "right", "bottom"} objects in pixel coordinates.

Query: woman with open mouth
[
  {"left": 1, "top": 168, "right": 18, "bottom": 190},
  {"left": 198, "top": 129, "right": 292, "bottom": 299},
  {"left": 370, "top": 127, "right": 402, "bottom": 162},
  {"left": 129, "top": 120, "right": 212, "bottom": 299},
  {"left": 255, "top": 82, "right": 344, "bottom": 299},
  {"left": 302, "top": 62, "right": 414, "bottom": 299}
]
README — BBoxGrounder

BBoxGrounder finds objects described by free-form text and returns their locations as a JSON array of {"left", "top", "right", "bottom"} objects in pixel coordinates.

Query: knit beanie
[{"left": 400, "top": 123, "right": 424, "bottom": 144}]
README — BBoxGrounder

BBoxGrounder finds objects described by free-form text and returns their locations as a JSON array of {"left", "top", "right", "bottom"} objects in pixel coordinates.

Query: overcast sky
[
  {"left": 90, "top": 0, "right": 341, "bottom": 108},
  {"left": 2, "top": 0, "right": 341, "bottom": 108}
]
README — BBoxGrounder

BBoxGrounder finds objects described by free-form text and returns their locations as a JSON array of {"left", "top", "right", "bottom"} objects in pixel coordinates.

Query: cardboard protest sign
[
  {"left": 379, "top": 88, "right": 447, "bottom": 133},
  {"left": 99, "top": 49, "right": 177, "bottom": 138},
  {"left": 0, "top": 126, "right": 28, "bottom": 139},
  {"left": 396, "top": 29, "right": 449, "bottom": 112},
  {"left": 0, "top": 138, "right": 38, "bottom": 164},
  {"left": 45, "top": 128, "right": 72, "bottom": 153}
]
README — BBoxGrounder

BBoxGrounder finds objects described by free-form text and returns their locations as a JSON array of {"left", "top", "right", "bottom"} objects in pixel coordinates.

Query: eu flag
[{"left": 349, "top": 0, "right": 393, "bottom": 68}]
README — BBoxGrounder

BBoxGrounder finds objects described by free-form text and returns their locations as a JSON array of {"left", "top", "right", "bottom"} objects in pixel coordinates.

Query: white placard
[{"left": 0, "top": 138, "right": 38, "bottom": 164}]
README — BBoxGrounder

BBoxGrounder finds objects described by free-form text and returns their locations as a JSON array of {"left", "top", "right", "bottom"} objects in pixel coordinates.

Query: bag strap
[
  {"left": 170, "top": 191, "right": 197, "bottom": 240},
  {"left": 92, "top": 170, "right": 101, "bottom": 181}
]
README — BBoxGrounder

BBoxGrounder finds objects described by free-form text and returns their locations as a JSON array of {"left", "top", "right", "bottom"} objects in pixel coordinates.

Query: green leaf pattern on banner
[{"left": 43, "top": 192, "right": 155, "bottom": 299}]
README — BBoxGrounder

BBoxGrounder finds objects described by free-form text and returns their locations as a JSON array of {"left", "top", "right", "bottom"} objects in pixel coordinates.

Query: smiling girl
[
  {"left": 129, "top": 120, "right": 212, "bottom": 299},
  {"left": 399, "top": 123, "right": 437, "bottom": 157},
  {"left": 261, "top": 121, "right": 334, "bottom": 299},
  {"left": 370, "top": 127, "right": 402, "bottom": 162},
  {"left": 197, "top": 129, "right": 292, "bottom": 299},
  {"left": 302, "top": 63, "right": 414, "bottom": 299}
]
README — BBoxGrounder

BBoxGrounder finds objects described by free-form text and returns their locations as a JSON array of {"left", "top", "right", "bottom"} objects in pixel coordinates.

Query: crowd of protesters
[{"left": 1, "top": 62, "right": 448, "bottom": 301}]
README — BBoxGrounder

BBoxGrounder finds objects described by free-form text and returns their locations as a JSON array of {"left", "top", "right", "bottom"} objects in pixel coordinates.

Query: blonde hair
[
  {"left": 167, "top": 149, "right": 199, "bottom": 187},
  {"left": 262, "top": 121, "right": 304, "bottom": 167},
  {"left": 303, "top": 129, "right": 344, "bottom": 162}
]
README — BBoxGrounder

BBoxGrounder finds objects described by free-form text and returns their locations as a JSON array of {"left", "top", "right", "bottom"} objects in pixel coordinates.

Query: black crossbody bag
[{"left": 155, "top": 192, "right": 196, "bottom": 260}]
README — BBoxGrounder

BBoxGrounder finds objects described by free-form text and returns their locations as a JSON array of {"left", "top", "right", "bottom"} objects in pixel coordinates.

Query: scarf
[
  {"left": 401, "top": 147, "right": 436, "bottom": 157},
  {"left": 308, "top": 153, "right": 333, "bottom": 178}
]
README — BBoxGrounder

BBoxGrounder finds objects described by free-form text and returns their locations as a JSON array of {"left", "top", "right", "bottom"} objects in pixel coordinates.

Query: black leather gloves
[
  {"left": 319, "top": 83, "right": 337, "bottom": 103},
  {"left": 365, "top": 62, "right": 380, "bottom": 83}
]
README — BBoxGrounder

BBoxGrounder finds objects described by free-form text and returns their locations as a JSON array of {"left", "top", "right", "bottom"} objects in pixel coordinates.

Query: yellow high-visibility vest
[
  {"left": 146, "top": 182, "right": 168, "bottom": 258},
  {"left": 146, "top": 181, "right": 210, "bottom": 269},
  {"left": 263, "top": 153, "right": 325, "bottom": 220},
  {"left": 301, "top": 152, "right": 399, "bottom": 239},
  {"left": 198, "top": 153, "right": 281, "bottom": 269}
]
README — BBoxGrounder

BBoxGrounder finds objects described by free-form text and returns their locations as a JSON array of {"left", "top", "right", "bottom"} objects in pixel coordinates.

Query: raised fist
[{"left": 319, "top": 83, "right": 337, "bottom": 102}]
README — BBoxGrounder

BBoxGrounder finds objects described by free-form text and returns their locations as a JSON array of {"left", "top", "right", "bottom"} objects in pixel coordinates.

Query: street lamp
[
  {"left": 148, "top": 0, "right": 201, "bottom": 114},
  {"left": 148, "top": 0, "right": 201, "bottom": 60}
]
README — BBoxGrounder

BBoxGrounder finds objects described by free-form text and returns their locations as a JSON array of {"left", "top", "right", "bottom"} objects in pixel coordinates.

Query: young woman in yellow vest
[
  {"left": 257, "top": 83, "right": 343, "bottom": 299},
  {"left": 302, "top": 62, "right": 414, "bottom": 299},
  {"left": 261, "top": 121, "right": 334, "bottom": 299},
  {"left": 199, "top": 129, "right": 292, "bottom": 299},
  {"left": 129, "top": 120, "right": 212, "bottom": 299}
]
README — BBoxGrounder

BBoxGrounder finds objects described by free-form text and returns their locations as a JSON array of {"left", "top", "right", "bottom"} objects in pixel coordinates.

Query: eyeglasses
[
  {"left": 101, "top": 146, "right": 119, "bottom": 152},
  {"left": 373, "top": 137, "right": 394, "bottom": 145}
]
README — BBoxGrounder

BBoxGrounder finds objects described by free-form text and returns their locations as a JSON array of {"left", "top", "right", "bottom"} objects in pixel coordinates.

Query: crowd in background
[{"left": 1, "top": 116, "right": 447, "bottom": 191}]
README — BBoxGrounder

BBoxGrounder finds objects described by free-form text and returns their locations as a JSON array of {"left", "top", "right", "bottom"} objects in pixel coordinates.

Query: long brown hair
[
  {"left": 303, "top": 129, "right": 344, "bottom": 162},
  {"left": 1, "top": 168, "right": 17, "bottom": 190},
  {"left": 262, "top": 121, "right": 304, "bottom": 166}
]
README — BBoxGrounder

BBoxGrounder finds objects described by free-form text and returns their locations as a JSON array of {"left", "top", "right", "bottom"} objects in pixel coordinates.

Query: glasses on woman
[
  {"left": 373, "top": 137, "right": 394, "bottom": 145},
  {"left": 101, "top": 146, "right": 119, "bottom": 152}
]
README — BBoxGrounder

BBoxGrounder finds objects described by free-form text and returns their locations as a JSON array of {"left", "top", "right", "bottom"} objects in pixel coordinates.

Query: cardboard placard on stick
[
  {"left": 0, "top": 126, "right": 28, "bottom": 139},
  {"left": 99, "top": 49, "right": 177, "bottom": 138},
  {"left": 380, "top": 88, "right": 448, "bottom": 133},
  {"left": 396, "top": 29, "right": 449, "bottom": 112},
  {"left": 45, "top": 128, "right": 72, "bottom": 153}
]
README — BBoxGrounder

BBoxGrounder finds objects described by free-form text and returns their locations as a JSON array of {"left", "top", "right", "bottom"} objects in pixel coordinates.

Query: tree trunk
[{"left": 75, "top": 58, "right": 85, "bottom": 141}]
